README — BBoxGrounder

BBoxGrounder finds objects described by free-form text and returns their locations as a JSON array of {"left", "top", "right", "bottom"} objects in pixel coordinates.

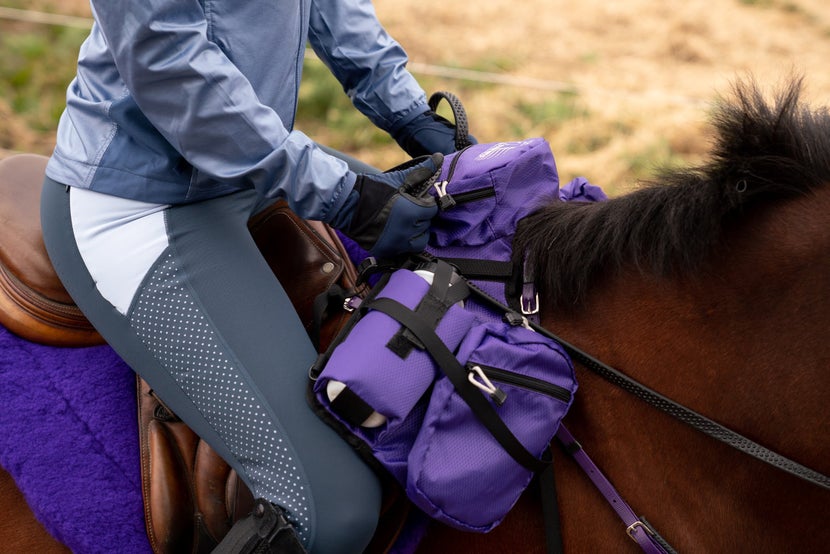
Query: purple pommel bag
[
  {"left": 421, "top": 137, "right": 561, "bottom": 315},
  {"left": 308, "top": 137, "right": 582, "bottom": 533}
]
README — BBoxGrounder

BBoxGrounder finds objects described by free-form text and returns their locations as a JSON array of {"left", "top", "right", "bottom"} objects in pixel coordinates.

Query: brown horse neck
[{"left": 545, "top": 183, "right": 830, "bottom": 475}]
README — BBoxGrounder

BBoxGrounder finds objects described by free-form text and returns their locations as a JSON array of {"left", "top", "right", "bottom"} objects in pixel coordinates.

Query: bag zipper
[
  {"left": 449, "top": 186, "right": 496, "bottom": 205},
  {"left": 432, "top": 145, "right": 474, "bottom": 210},
  {"left": 468, "top": 362, "right": 572, "bottom": 404}
]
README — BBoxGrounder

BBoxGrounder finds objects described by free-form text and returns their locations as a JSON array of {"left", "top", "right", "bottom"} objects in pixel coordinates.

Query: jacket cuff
[{"left": 387, "top": 102, "right": 431, "bottom": 136}]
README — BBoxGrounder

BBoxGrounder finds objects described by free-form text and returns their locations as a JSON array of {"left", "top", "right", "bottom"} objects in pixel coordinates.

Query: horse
[
  {"left": 417, "top": 77, "right": 830, "bottom": 552},
  {"left": 1, "top": 77, "right": 829, "bottom": 553}
]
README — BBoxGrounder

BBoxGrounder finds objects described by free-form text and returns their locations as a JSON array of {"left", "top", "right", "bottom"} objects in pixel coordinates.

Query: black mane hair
[{"left": 513, "top": 77, "right": 830, "bottom": 311}]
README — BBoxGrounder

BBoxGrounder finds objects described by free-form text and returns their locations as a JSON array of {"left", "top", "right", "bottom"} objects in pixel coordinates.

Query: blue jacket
[{"left": 45, "top": 0, "right": 429, "bottom": 222}]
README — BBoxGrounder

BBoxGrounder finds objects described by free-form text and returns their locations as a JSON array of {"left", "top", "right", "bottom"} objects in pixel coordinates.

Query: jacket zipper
[{"left": 468, "top": 362, "right": 572, "bottom": 403}]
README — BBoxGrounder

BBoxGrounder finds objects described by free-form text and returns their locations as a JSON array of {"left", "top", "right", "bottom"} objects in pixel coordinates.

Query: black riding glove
[{"left": 329, "top": 154, "right": 442, "bottom": 258}]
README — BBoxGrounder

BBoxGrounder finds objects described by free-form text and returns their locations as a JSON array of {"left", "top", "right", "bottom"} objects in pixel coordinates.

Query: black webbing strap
[
  {"left": 538, "top": 452, "right": 564, "bottom": 554},
  {"left": 438, "top": 257, "right": 514, "bottom": 281},
  {"left": 385, "top": 260, "right": 469, "bottom": 357},
  {"left": 431, "top": 254, "right": 527, "bottom": 316},
  {"left": 368, "top": 296, "right": 549, "bottom": 472},
  {"left": 309, "top": 283, "right": 349, "bottom": 351},
  {"left": 328, "top": 385, "right": 375, "bottom": 428}
]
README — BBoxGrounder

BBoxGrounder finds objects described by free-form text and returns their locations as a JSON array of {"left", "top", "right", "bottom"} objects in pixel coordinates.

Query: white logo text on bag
[{"left": 475, "top": 140, "right": 535, "bottom": 161}]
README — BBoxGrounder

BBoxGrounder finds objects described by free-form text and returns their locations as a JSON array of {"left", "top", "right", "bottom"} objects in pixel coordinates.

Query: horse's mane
[{"left": 514, "top": 77, "right": 830, "bottom": 311}]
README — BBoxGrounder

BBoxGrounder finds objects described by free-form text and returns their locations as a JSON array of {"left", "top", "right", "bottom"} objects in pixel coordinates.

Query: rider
[{"left": 40, "top": 1, "right": 470, "bottom": 552}]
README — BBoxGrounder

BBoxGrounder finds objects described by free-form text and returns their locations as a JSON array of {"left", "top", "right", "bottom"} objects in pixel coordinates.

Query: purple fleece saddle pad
[
  {"left": 0, "top": 323, "right": 428, "bottom": 554},
  {"left": 0, "top": 325, "right": 150, "bottom": 553}
]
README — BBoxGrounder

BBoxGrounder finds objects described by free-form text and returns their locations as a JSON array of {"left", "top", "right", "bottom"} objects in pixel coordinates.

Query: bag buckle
[
  {"left": 503, "top": 311, "right": 534, "bottom": 332},
  {"left": 468, "top": 365, "right": 507, "bottom": 406}
]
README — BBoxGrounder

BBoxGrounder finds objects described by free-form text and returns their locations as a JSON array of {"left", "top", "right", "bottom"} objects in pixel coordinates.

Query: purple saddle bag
[
  {"left": 407, "top": 320, "right": 575, "bottom": 531},
  {"left": 421, "top": 137, "right": 560, "bottom": 314},
  {"left": 311, "top": 258, "right": 577, "bottom": 532},
  {"left": 311, "top": 134, "right": 586, "bottom": 532}
]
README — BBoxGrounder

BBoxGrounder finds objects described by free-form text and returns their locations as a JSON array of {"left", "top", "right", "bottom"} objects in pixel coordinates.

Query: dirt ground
[{"left": 6, "top": 0, "right": 830, "bottom": 194}]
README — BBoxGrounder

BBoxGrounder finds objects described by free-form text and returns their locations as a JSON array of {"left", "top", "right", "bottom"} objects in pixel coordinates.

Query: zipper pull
[
  {"left": 432, "top": 180, "right": 456, "bottom": 210},
  {"left": 468, "top": 365, "right": 508, "bottom": 406}
]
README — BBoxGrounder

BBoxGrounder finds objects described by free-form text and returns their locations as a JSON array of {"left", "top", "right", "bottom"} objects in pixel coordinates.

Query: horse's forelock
[{"left": 516, "top": 76, "right": 830, "bottom": 312}]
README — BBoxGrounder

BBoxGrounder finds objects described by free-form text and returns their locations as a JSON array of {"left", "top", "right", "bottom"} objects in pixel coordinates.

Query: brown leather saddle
[{"left": 0, "top": 154, "right": 409, "bottom": 553}]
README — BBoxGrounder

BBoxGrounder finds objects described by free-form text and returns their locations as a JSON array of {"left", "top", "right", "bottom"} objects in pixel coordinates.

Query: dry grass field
[
  {"left": 375, "top": 0, "right": 830, "bottom": 194},
  {"left": 3, "top": 0, "right": 830, "bottom": 194}
]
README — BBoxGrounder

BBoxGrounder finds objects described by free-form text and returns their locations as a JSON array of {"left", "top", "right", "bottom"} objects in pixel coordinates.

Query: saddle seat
[
  {"left": 0, "top": 154, "right": 102, "bottom": 346},
  {"left": 0, "top": 153, "right": 409, "bottom": 554}
]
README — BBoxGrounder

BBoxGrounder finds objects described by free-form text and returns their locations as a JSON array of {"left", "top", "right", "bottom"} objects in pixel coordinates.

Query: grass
[
  {"left": 624, "top": 140, "right": 689, "bottom": 180},
  {"left": 0, "top": 21, "right": 87, "bottom": 133}
]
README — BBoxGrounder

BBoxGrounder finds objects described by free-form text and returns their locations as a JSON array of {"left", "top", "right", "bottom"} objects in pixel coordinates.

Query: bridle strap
[
  {"left": 556, "top": 425, "right": 675, "bottom": 554},
  {"left": 460, "top": 277, "right": 830, "bottom": 491},
  {"left": 552, "top": 336, "right": 830, "bottom": 491}
]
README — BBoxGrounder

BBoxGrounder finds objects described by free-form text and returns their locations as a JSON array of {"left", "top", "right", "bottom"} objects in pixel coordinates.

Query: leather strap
[{"left": 556, "top": 425, "right": 674, "bottom": 554}]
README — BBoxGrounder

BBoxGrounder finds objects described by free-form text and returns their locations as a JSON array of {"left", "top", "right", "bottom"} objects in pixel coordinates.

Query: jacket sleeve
[
  {"left": 307, "top": 0, "right": 430, "bottom": 134},
  {"left": 88, "top": 0, "right": 353, "bottom": 221}
]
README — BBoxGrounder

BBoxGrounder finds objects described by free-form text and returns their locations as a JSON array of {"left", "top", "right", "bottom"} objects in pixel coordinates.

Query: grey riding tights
[{"left": 40, "top": 177, "right": 381, "bottom": 553}]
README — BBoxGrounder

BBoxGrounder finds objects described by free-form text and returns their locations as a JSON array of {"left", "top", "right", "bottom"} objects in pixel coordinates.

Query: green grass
[
  {"left": 624, "top": 139, "right": 688, "bottom": 181},
  {"left": 0, "top": 23, "right": 87, "bottom": 132},
  {"left": 516, "top": 92, "right": 585, "bottom": 123}
]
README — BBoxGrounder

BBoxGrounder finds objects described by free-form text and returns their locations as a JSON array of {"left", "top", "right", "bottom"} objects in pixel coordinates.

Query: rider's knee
[{"left": 307, "top": 492, "right": 380, "bottom": 554}]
